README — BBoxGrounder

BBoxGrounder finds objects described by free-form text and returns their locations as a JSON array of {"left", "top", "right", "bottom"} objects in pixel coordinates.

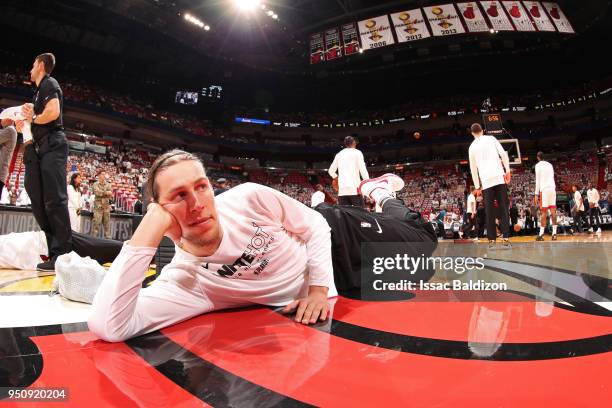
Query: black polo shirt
[{"left": 32, "top": 74, "right": 63, "bottom": 142}]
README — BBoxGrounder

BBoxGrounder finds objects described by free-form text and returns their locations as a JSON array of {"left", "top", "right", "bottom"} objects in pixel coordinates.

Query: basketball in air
[
  {"left": 413, "top": 131, "right": 421, "bottom": 139},
  {"left": 513, "top": 224, "right": 522, "bottom": 232}
]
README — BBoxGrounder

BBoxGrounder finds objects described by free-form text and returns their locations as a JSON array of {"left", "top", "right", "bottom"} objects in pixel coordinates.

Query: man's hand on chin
[{"left": 282, "top": 285, "right": 329, "bottom": 324}]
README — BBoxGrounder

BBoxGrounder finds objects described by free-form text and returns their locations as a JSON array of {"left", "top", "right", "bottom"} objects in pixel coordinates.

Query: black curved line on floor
[
  {"left": 488, "top": 257, "right": 612, "bottom": 300},
  {"left": 0, "top": 323, "right": 87, "bottom": 399},
  {"left": 485, "top": 265, "right": 612, "bottom": 317},
  {"left": 274, "top": 309, "right": 612, "bottom": 361},
  {"left": 0, "top": 322, "right": 311, "bottom": 407},
  {"left": 126, "top": 332, "right": 313, "bottom": 408}
]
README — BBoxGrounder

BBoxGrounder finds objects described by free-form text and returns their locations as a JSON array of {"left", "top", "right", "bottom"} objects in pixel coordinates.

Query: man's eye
[{"left": 197, "top": 184, "right": 207, "bottom": 191}]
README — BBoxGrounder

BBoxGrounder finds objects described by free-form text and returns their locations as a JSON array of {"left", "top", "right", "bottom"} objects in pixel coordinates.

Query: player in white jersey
[
  {"left": 534, "top": 152, "right": 558, "bottom": 241},
  {"left": 571, "top": 185, "right": 587, "bottom": 233},
  {"left": 586, "top": 182, "right": 602, "bottom": 236}
]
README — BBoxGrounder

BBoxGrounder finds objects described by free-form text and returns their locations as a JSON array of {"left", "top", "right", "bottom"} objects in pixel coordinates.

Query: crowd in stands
[{"left": 0, "top": 68, "right": 214, "bottom": 138}]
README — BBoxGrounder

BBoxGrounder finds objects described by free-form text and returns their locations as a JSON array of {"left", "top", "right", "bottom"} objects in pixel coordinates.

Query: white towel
[{"left": 0, "top": 105, "right": 33, "bottom": 143}]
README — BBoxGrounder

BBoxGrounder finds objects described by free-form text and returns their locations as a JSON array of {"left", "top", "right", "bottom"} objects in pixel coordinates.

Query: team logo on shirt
[{"left": 216, "top": 222, "right": 274, "bottom": 278}]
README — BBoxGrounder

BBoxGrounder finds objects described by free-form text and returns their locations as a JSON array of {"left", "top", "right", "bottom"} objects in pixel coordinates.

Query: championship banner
[
  {"left": 502, "top": 1, "right": 535, "bottom": 31},
  {"left": 456, "top": 2, "right": 490, "bottom": 32},
  {"left": 480, "top": 1, "right": 515, "bottom": 31},
  {"left": 390, "top": 9, "right": 432, "bottom": 42},
  {"left": 341, "top": 23, "right": 360, "bottom": 55},
  {"left": 423, "top": 4, "right": 466, "bottom": 36},
  {"left": 324, "top": 27, "right": 342, "bottom": 61},
  {"left": 358, "top": 15, "right": 395, "bottom": 50},
  {"left": 541, "top": 2, "right": 574, "bottom": 33},
  {"left": 310, "top": 32, "right": 324, "bottom": 64},
  {"left": 522, "top": 1, "right": 556, "bottom": 31}
]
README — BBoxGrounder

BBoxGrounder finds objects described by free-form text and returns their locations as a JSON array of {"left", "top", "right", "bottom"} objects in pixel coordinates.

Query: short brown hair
[
  {"left": 146, "top": 149, "right": 203, "bottom": 201},
  {"left": 35, "top": 53, "right": 56, "bottom": 74},
  {"left": 470, "top": 123, "right": 483, "bottom": 134},
  {"left": 344, "top": 135, "right": 356, "bottom": 147}
]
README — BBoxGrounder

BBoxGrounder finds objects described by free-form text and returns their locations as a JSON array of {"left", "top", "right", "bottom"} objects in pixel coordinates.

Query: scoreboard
[{"left": 483, "top": 113, "right": 503, "bottom": 135}]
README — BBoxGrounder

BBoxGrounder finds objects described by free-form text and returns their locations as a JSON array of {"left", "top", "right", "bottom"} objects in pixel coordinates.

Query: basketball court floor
[{"left": 0, "top": 233, "right": 610, "bottom": 406}]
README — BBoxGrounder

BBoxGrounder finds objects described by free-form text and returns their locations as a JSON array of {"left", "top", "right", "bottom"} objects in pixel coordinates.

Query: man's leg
[
  {"left": 23, "top": 145, "right": 53, "bottom": 248},
  {"left": 39, "top": 135, "right": 72, "bottom": 258},
  {"left": 93, "top": 209, "right": 101, "bottom": 237},
  {"left": 72, "top": 232, "right": 123, "bottom": 265},
  {"left": 495, "top": 184, "right": 510, "bottom": 239},
  {"left": 482, "top": 187, "right": 497, "bottom": 241},
  {"left": 0, "top": 127, "right": 17, "bottom": 185},
  {"left": 103, "top": 209, "right": 112, "bottom": 239}
]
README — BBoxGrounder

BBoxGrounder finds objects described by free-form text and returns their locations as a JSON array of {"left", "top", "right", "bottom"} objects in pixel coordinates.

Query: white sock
[
  {"left": 539, "top": 227, "right": 545, "bottom": 236},
  {"left": 552, "top": 225, "right": 557, "bottom": 235},
  {"left": 370, "top": 188, "right": 393, "bottom": 206}
]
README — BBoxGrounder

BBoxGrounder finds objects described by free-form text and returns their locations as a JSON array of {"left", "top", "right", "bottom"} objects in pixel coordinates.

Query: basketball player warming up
[{"left": 89, "top": 150, "right": 436, "bottom": 342}]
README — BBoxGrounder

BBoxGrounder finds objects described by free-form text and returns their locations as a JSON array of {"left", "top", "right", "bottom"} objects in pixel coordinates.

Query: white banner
[
  {"left": 68, "top": 140, "right": 85, "bottom": 151},
  {"left": 541, "top": 2, "right": 574, "bottom": 33},
  {"left": 358, "top": 15, "right": 395, "bottom": 49},
  {"left": 480, "top": 1, "right": 515, "bottom": 31},
  {"left": 85, "top": 142, "right": 106, "bottom": 154},
  {"left": 390, "top": 9, "right": 432, "bottom": 42},
  {"left": 457, "top": 2, "right": 490, "bottom": 32},
  {"left": 502, "top": 1, "right": 535, "bottom": 31},
  {"left": 423, "top": 4, "right": 466, "bottom": 36},
  {"left": 522, "top": 1, "right": 556, "bottom": 31}
]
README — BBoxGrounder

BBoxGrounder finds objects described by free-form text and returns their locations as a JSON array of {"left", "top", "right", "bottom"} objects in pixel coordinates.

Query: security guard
[
  {"left": 17, "top": 53, "right": 71, "bottom": 272},
  {"left": 92, "top": 171, "right": 113, "bottom": 239}
]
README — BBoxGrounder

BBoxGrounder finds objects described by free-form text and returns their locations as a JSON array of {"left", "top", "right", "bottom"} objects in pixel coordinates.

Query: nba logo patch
[{"left": 360, "top": 221, "right": 371, "bottom": 228}]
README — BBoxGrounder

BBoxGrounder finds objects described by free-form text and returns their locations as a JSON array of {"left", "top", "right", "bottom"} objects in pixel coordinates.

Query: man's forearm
[{"left": 130, "top": 210, "right": 170, "bottom": 248}]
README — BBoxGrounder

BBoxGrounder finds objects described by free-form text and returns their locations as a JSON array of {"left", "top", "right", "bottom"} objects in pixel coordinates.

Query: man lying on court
[{"left": 89, "top": 150, "right": 436, "bottom": 342}]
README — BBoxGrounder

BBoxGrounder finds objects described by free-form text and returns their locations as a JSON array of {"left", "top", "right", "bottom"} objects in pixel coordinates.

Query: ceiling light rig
[
  {"left": 234, "top": 1, "right": 280, "bottom": 21},
  {"left": 183, "top": 13, "right": 210, "bottom": 30}
]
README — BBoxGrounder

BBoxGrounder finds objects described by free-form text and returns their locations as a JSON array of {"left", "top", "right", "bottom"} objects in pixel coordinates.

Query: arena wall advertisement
[
  {"left": 0, "top": 207, "right": 134, "bottom": 241},
  {"left": 389, "top": 9, "right": 432, "bottom": 42},
  {"left": 358, "top": 15, "right": 395, "bottom": 50},
  {"left": 502, "top": 1, "right": 536, "bottom": 31},
  {"left": 523, "top": 1, "right": 556, "bottom": 32}
]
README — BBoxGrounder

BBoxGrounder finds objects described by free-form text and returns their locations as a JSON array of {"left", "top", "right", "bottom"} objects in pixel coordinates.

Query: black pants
[
  {"left": 72, "top": 231, "right": 123, "bottom": 265},
  {"left": 338, "top": 195, "right": 363, "bottom": 207},
  {"left": 23, "top": 131, "right": 72, "bottom": 260},
  {"left": 588, "top": 207, "right": 602, "bottom": 229},
  {"left": 315, "top": 200, "right": 437, "bottom": 292},
  {"left": 483, "top": 183, "right": 510, "bottom": 240},
  {"left": 574, "top": 210, "right": 587, "bottom": 232},
  {"left": 462, "top": 213, "right": 478, "bottom": 238}
]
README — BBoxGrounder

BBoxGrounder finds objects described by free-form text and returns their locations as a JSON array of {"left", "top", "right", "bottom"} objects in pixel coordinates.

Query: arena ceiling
[{"left": 0, "top": 1, "right": 610, "bottom": 112}]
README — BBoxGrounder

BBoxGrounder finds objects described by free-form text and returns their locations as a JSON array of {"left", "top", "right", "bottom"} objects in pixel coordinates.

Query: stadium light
[
  {"left": 359, "top": 48, "right": 364, "bottom": 53},
  {"left": 204, "top": 25, "right": 210, "bottom": 31},
  {"left": 234, "top": 0, "right": 260, "bottom": 11},
  {"left": 266, "top": 10, "right": 273, "bottom": 16},
  {"left": 272, "top": 14, "right": 278, "bottom": 19}
]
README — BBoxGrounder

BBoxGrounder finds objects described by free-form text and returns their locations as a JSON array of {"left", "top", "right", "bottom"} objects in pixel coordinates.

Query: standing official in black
[{"left": 16, "top": 53, "right": 72, "bottom": 271}]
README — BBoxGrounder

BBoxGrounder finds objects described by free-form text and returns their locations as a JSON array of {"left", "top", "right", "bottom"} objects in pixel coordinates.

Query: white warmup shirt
[
  {"left": 311, "top": 190, "right": 325, "bottom": 208},
  {"left": 534, "top": 160, "right": 556, "bottom": 194},
  {"left": 587, "top": 188, "right": 600, "bottom": 208},
  {"left": 468, "top": 135, "right": 510, "bottom": 190},
  {"left": 574, "top": 190, "right": 584, "bottom": 212},
  {"left": 328, "top": 147, "right": 369, "bottom": 196},
  {"left": 466, "top": 193, "right": 476, "bottom": 214},
  {"left": 89, "top": 183, "right": 338, "bottom": 342}
]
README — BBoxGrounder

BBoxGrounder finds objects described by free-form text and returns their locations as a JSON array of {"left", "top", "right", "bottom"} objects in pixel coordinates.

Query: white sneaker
[
  {"left": 596, "top": 228, "right": 602, "bottom": 235},
  {"left": 588, "top": 228, "right": 594, "bottom": 233},
  {"left": 358, "top": 173, "right": 405, "bottom": 199}
]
